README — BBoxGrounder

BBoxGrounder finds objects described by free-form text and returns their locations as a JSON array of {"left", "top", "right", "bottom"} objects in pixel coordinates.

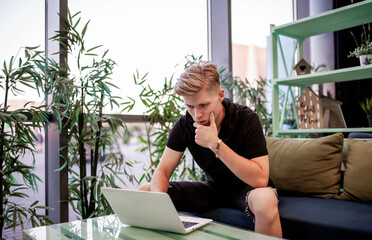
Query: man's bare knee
[
  {"left": 248, "top": 188, "right": 282, "bottom": 237},
  {"left": 138, "top": 182, "right": 151, "bottom": 191},
  {"left": 248, "top": 188, "right": 279, "bottom": 219}
]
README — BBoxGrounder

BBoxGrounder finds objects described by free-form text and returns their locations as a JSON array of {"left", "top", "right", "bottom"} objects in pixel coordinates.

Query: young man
[{"left": 139, "top": 61, "right": 282, "bottom": 237}]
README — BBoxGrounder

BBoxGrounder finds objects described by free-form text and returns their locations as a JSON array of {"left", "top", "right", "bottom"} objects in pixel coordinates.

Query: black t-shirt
[{"left": 167, "top": 98, "right": 268, "bottom": 190}]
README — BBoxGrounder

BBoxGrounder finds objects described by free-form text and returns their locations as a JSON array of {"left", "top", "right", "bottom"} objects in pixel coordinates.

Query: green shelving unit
[{"left": 270, "top": 0, "right": 372, "bottom": 137}]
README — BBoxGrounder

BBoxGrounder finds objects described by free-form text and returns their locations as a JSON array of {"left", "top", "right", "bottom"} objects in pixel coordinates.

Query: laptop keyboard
[{"left": 182, "top": 221, "right": 198, "bottom": 228}]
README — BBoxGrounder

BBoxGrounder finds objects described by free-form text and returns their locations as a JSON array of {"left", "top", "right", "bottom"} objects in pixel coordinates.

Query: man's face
[{"left": 183, "top": 87, "right": 224, "bottom": 126}]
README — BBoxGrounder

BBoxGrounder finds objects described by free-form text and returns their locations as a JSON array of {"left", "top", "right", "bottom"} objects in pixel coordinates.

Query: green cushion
[
  {"left": 266, "top": 133, "right": 344, "bottom": 198},
  {"left": 340, "top": 139, "right": 372, "bottom": 204}
]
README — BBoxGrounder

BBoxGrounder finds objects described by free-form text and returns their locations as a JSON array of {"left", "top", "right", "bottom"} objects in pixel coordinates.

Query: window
[
  {"left": 0, "top": 0, "right": 45, "bottom": 236},
  {"left": 0, "top": 0, "right": 45, "bottom": 108},
  {"left": 231, "top": 0, "right": 293, "bottom": 81},
  {"left": 69, "top": 0, "right": 208, "bottom": 114}
]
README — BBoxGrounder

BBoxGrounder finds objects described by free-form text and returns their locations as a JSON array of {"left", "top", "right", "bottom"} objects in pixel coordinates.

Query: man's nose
[{"left": 195, "top": 108, "right": 203, "bottom": 119}]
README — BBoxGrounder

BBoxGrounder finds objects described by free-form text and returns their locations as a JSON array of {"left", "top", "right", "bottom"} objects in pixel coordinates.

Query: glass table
[{"left": 23, "top": 214, "right": 281, "bottom": 239}]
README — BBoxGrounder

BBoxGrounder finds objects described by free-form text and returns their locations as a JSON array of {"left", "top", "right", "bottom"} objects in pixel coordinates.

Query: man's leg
[
  {"left": 167, "top": 181, "right": 219, "bottom": 212},
  {"left": 139, "top": 181, "right": 218, "bottom": 213},
  {"left": 247, "top": 187, "right": 282, "bottom": 238}
]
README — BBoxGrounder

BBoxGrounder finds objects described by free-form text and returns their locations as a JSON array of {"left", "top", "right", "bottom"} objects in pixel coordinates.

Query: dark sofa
[{"left": 190, "top": 133, "right": 372, "bottom": 239}]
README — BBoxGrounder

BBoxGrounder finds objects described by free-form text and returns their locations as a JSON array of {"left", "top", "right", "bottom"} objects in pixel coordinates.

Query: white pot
[{"left": 359, "top": 54, "right": 372, "bottom": 66}]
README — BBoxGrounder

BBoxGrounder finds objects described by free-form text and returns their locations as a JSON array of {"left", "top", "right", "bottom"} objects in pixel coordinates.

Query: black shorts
[
  {"left": 167, "top": 181, "right": 254, "bottom": 213},
  {"left": 167, "top": 181, "right": 278, "bottom": 221}
]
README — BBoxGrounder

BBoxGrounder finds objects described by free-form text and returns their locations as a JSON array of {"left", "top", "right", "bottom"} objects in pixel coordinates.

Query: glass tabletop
[{"left": 23, "top": 214, "right": 280, "bottom": 240}]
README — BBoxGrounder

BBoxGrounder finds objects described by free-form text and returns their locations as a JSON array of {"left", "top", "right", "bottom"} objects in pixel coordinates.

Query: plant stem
[
  {"left": 88, "top": 91, "right": 103, "bottom": 216},
  {"left": 78, "top": 81, "right": 88, "bottom": 219},
  {"left": 145, "top": 123, "right": 153, "bottom": 173},
  {"left": 0, "top": 75, "right": 9, "bottom": 239}
]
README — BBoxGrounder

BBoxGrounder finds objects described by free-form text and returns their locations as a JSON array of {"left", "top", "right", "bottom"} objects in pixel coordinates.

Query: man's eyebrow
[
  {"left": 185, "top": 102, "right": 210, "bottom": 107},
  {"left": 198, "top": 102, "right": 210, "bottom": 106},
  {"left": 185, "top": 104, "right": 194, "bottom": 107}
]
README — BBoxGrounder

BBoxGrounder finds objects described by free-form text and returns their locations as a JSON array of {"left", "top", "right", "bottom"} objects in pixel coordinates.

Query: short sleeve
[
  {"left": 166, "top": 118, "right": 187, "bottom": 152},
  {"left": 241, "top": 113, "right": 268, "bottom": 159}
]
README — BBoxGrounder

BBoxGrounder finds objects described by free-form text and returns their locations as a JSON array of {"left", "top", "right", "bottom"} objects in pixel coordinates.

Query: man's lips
[{"left": 196, "top": 120, "right": 208, "bottom": 125}]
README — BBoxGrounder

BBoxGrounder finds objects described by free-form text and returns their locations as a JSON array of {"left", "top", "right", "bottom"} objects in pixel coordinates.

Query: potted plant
[
  {"left": 360, "top": 97, "right": 372, "bottom": 127},
  {"left": 348, "top": 24, "right": 372, "bottom": 66}
]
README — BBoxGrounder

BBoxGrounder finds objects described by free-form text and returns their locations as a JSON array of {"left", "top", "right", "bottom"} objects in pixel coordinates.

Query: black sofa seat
[
  {"left": 279, "top": 196, "right": 372, "bottom": 240},
  {"left": 189, "top": 196, "right": 372, "bottom": 240}
]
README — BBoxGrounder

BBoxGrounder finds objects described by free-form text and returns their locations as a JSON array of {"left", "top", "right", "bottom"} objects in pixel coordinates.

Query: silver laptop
[{"left": 101, "top": 187, "right": 213, "bottom": 234}]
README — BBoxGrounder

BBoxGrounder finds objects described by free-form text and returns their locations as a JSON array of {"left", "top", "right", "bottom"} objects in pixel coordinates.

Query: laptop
[{"left": 100, "top": 187, "right": 213, "bottom": 234}]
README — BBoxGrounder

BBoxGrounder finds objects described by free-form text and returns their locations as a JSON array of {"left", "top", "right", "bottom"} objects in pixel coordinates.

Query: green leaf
[
  {"left": 87, "top": 45, "right": 103, "bottom": 53},
  {"left": 101, "top": 82, "right": 111, "bottom": 97},
  {"left": 3, "top": 59, "right": 8, "bottom": 75},
  {"left": 81, "top": 20, "right": 90, "bottom": 38},
  {"left": 54, "top": 160, "right": 68, "bottom": 172},
  {"left": 30, "top": 200, "right": 39, "bottom": 208},
  {"left": 25, "top": 46, "right": 40, "bottom": 50}
]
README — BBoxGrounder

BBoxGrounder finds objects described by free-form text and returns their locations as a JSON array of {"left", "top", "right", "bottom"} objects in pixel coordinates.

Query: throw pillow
[
  {"left": 266, "top": 133, "right": 344, "bottom": 198},
  {"left": 340, "top": 139, "right": 372, "bottom": 203}
]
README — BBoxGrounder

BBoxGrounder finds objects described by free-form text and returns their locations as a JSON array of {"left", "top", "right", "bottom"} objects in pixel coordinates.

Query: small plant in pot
[
  {"left": 348, "top": 23, "right": 372, "bottom": 66},
  {"left": 360, "top": 97, "right": 372, "bottom": 127}
]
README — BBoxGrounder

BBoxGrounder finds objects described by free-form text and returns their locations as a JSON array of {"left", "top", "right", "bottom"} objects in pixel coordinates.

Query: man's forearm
[
  {"left": 149, "top": 147, "right": 183, "bottom": 193},
  {"left": 214, "top": 140, "right": 269, "bottom": 188},
  {"left": 150, "top": 169, "right": 170, "bottom": 193}
]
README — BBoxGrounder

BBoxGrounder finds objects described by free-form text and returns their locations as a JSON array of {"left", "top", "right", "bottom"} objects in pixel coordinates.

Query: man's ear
[{"left": 218, "top": 89, "right": 225, "bottom": 101}]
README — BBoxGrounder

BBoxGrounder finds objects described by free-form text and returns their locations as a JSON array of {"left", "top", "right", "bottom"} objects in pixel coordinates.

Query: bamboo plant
[
  {"left": 221, "top": 75, "right": 272, "bottom": 136},
  {"left": 0, "top": 47, "right": 52, "bottom": 239},
  {"left": 122, "top": 55, "right": 207, "bottom": 182},
  {"left": 35, "top": 11, "right": 137, "bottom": 219}
]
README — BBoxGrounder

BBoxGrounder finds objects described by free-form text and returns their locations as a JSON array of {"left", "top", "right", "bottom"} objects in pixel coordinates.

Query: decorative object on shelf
[
  {"left": 293, "top": 58, "right": 312, "bottom": 75},
  {"left": 360, "top": 96, "right": 372, "bottom": 127},
  {"left": 348, "top": 23, "right": 372, "bottom": 66},
  {"left": 359, "top": 54, "right": 372, "bottom": 66},
  {"left": 296, "top": 87, "right": 347, "bottom": 129}
]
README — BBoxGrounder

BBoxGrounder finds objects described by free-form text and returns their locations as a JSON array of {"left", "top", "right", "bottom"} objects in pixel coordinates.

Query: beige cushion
[
  {"left": 340, "top": 139, "right": 372, "bottom": 203},
  {"left": 266, "top": 133, "right": 344, "bottom": 198}
]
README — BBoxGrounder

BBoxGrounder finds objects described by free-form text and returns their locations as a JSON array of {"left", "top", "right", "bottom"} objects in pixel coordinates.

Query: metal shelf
[
  {"left": 273, "top": 65, "right": 372, "bottom": 86},
  {"left": 271, "top": 1, "right": 372, "bottom": 137},
  {"left": 273, "top": 0, "right": 372, "bottom": 39}
]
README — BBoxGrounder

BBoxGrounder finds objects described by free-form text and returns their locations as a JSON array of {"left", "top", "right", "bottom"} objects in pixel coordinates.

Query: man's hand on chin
[{"left": 193, "top": 112, "right": 219, "bottom": 150}]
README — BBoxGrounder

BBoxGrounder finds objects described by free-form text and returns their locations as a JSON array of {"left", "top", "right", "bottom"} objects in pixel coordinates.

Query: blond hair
[{"left": 174, "top": 61, "right": 220, "bottom": 96}]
